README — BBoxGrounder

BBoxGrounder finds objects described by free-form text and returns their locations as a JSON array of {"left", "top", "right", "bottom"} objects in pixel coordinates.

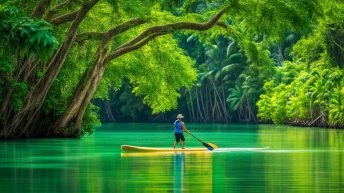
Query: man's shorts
[{"left": 174, "top": 132, "right": 185, "bottom": 142}]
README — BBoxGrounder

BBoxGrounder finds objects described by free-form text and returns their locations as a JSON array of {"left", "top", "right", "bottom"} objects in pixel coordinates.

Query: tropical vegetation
[{"left": 0, "top": 0, "right": 343, "bottom": 139}]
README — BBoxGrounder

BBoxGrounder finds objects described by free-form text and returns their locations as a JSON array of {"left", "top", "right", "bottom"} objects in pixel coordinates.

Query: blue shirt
[{"left": 174, "top": 120, "right": 183, "bottom": 133}]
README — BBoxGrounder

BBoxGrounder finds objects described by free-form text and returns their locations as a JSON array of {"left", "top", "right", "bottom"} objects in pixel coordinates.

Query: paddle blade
[
  {"left": 202, "top": 142, "right": 214, "bottom": 150},
  {"left": 207, "top": 143, "right": 218, "bottom": 149}
]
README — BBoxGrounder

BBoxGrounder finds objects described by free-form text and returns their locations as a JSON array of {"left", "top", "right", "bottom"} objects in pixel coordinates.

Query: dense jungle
[{"left": 0, "top": 0, "right": 343, "bottom": 139}]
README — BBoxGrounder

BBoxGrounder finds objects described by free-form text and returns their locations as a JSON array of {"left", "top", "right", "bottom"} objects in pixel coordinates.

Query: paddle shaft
[
  {"left": 188, "top": 132, "right": 203, "bottom": 143},
  {"left": 187, "top": 132, "right": 218, "bottom": 150}
]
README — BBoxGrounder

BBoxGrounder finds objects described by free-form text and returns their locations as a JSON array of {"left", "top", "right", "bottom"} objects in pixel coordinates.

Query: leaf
[
  {"left": 226, "top": 41, "right": 235, "bottom": 56},
  {"left": 221, "top": 63, "right": 241, "bottom": 73},
  {"left": 186, "top": 35, "right": 194, "bottom": 42}
]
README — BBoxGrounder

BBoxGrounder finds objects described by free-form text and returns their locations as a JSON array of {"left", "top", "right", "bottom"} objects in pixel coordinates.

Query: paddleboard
[
  {"left": 121, "top": 145, "right": 207, "bottom": 152},
  {"left": 121, "top": 145, "right": 269, "bottom": 152}
]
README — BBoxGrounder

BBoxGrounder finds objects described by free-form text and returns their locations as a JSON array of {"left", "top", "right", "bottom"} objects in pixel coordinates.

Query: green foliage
[
  {"left": 0, "top": 56, "right": 13, "bottom": 73},
  {"left": 2, "top": 0, "right": 342, "bottom": 138},
  {"left": 257, "top": 46, "right": 344, "bottom": 127},
  {"left": 257, "top": 1, "right": 344, "bottom": 127},
  {"left": 256, "top": 91, "right": 272, "bottom": 121},
  {"left": 234, "top": 0, "right": 323, "bottom": 39},
  {"left": 80, "top": 104, "right": 100, "bottom": 135},
  {"left": 11, "top": 82, "right": 29, "bottom": 111},
  {"left": 258, "top": 60, "right": 344, "bottom": 127},
  {"left": 0, "top": 5, "right": 58, "bottom": 59},
  {"left": 227, "top": 85, "right": 243, "bottom": 112},
  {"left": 328, "top": 87, "right": 344, "bottom": 126},
  {"left": 116, "top": 35, "right": 197, "bottom": 113},
  {"left": 292, "top": 33, "right": 324, "bottom": 64}
]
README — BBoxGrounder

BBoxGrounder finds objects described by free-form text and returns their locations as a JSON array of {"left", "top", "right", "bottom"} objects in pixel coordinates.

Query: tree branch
[
  {"left": 104, "top": 32, "right": 168, "bottom": 65},
  {"left": 216, "top": 21, "right": 228, "bottom": 29},
  {"left": 75, "top": 32, "right": 104, "bottom": 43},
  {"left": 119, "top": 8, "right": 227, "bottom": 49},
  {"left": 75, "top": 18, "right": 147, "bottom": 43},
  {"left": 104, "top": 18, "right": 147, "bottom": 40},
  {"left": 45, "top": 0, "right": 74, "bottom": 20},
  {"left": 50, "top": 10, "right": 79, "bottom": 25},
  {"left": 105, "top": 7, "right": 228, "bottom": 63},
  {"left": 31, "top": 0, "right": 52, "bottom": 19}
]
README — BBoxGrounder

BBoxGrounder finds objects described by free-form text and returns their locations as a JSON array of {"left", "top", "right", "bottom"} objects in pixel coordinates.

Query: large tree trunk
[
  {"left": 31, "top": 0, "right": 52, "bottom": 19},
  {"left": 54, "top": 61, "right": 106, "bottom": 136},
  {"left": 5, "top": 0, "right": 99, "bottom": 139},
  {"left": 52, "top": 49, "right": 107, "bottom": 136},
  {"left": 74, "top": 63, "right": 107, "bottom": 131},
  {"left": 0, "top": 56, "right": 37, "bottom": 134},
  {"left": 51, "top": 19, "right": 148, "bottom": 133}
]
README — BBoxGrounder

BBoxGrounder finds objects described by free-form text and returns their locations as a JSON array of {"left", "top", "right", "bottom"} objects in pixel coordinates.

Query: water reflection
[
  {"left": 174, "top": 153, "right": 184, "bottom": 193},
  {"left": 120, "top": 152, "right": 213, "bottom": 192},
  {"left": 257, "top": 126, "right": 344, "bottom": 193},
  {"left": 1, "top": 124, "right": 344, "bottom": 193}
]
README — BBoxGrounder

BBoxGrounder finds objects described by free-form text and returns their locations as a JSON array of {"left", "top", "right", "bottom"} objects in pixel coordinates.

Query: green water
[{"left": 0, "top": 123, "right": 343, "bottom": 193}]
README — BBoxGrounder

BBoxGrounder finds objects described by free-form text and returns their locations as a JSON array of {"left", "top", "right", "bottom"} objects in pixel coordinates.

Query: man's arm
[{"left": 181, "top": 122, "right": 191, "bottom": 134}]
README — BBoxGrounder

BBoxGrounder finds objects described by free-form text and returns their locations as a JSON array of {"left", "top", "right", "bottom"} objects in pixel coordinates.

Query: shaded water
[{"left": 0, "top": 123, "right": 343, "bottom": 193}]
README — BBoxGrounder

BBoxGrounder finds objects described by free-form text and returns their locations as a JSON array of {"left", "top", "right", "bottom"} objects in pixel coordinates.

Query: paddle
[{"left": 188, "top": 132, "right": 218, "bottom": 150}]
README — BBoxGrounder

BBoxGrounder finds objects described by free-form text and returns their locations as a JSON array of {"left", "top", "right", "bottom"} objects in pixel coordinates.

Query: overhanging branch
[
  {"left": 45, "top": 0, "right": 74, "bottom": 20},
  {"left": 104, "top": 32, "right": 167, "bottom": 64},
  {"left": 105, "top": 7, "right": 228, "bottom": 63},
  {"left": 75, "top": 18, "right": 147, "bottom": 44},
  {"left": 75, "top": 32, "right": 104, "bottom": 43},
  {"left": 119, "top": 8, "right": 227, "bottom": 49},
  {"left": 50, "top": 10, "right": 80, "bottom": 25}
]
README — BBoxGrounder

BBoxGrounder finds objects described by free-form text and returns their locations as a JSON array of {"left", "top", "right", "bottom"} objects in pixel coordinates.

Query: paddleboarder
[{"left": 173, "top": 114, "right": 191, "bottom": 149}]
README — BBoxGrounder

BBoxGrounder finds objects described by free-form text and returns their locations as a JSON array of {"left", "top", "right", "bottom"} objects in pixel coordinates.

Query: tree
[{"left": 1, "top": 0, "right": 229, "bottom": 138}]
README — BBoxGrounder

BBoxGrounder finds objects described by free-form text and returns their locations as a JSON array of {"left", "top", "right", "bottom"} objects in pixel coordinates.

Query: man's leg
[
  {"left": 181, "top": 134, "right": 185, "bottom": 149},
  {"left": 174, "top": 141, "right": 178, "bottom": 149}
]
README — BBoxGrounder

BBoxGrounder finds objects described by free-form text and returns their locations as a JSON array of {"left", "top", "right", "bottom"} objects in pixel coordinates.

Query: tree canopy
[{"left": 0, "top": 0, "right": 343, "bottom": 139}]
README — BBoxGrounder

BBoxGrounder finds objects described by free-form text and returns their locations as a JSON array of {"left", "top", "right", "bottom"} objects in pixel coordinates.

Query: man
[{"left": 173, "top": 114, "right": 191, "bottom": 149}]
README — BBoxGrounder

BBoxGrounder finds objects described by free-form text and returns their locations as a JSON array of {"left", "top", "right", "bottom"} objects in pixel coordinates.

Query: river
[{"left": 0, "top": 123, "right": 343, "bottom": 193}]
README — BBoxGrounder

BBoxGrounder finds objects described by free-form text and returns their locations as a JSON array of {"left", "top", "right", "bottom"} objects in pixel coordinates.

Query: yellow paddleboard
[{"left": 121, "top": 145, "right": 208, "bottom": 152}]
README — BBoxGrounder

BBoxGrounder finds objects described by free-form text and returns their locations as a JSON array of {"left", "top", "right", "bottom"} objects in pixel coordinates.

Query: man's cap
[{"left": 177, "top": 114, "right": 184, "bottom": 119}]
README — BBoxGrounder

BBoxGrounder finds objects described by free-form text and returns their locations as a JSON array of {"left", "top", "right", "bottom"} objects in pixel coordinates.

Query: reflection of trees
[
  {"left": 258, "top": 126, "right": 344, "bottom": 192},
  {"left": 183, "top": 153, "right": 212, "bottom": 192},
  {"left": 120, "top": 152, "right": 213, "bottom": 192}
]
